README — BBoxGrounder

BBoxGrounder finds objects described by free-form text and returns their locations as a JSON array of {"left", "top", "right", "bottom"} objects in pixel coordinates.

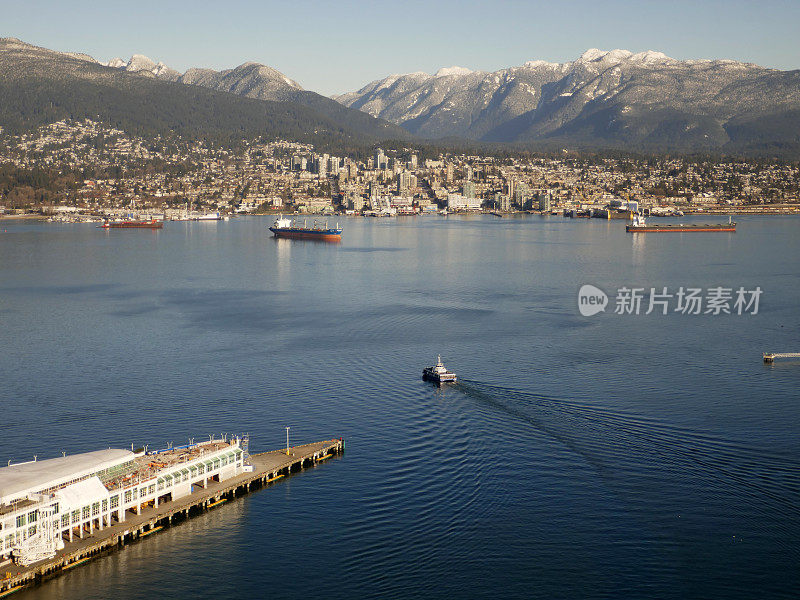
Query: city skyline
[{"left": 3, "top": 0, "right": 800, "bottom": 96}]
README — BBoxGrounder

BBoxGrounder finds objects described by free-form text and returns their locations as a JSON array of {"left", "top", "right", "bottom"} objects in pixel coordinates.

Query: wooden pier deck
[{"left": 0, "top": 439, "right": 343, "bottom": 596}]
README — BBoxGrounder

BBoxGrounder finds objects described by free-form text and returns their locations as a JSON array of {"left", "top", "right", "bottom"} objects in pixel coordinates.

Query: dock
[
  {"left": 0, "top": 438, "right": 343, "bottom": 595},
  {"left": 763, "top": 352, "right": 800, "bottom": 363}
]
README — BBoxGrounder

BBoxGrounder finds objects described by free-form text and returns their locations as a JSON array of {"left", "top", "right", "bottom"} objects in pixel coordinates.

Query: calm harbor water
[{"left": 1, "top": 214, "right": 799, "bottom": 599}]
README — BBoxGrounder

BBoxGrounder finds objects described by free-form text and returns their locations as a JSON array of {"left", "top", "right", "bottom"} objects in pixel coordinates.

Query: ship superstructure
[
  {"left": 0, "top": 437, "right": 246, "bottom": 566},
  {"left": 422, "top": 356, "right": 457, "bottom": 384}
]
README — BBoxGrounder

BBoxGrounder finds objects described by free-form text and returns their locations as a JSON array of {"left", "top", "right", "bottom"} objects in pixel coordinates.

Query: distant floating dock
[
  {"left": 0, "top": 439, "right": 343, "bottom": 595},
  {"left": 763, "top": 352, "right": 800, "bottom": 363}
]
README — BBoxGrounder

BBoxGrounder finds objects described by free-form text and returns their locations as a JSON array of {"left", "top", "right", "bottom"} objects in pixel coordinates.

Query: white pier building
[{"left": 0, "top": 437, "right": 246, "bottom": 565}]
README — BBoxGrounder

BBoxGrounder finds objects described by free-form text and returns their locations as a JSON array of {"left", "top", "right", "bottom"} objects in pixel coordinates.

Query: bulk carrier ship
[
  {"left": 268, "top": 216, "right": 342, "bottom": 241},
  {"left": 100, "top": 218, "right": 163, "bottom": 229},
  {"left": 626, "top": 214, "right": 736, "bottom": 233}
]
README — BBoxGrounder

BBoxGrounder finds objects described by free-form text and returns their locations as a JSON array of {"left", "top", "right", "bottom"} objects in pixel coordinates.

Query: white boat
[
  {"left": 422, "top": 356, "right": 457, "bottom": 383},
  {"left": 195, "top": 212, "right": 224, "bottom": 221}
]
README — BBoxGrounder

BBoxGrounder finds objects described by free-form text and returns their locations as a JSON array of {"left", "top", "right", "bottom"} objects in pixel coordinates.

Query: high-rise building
[
  {"left": 398, "top": 172, "right": 417, "bottom": 196},
  {"left": 317, "top": 153, "right": 328, "bottom": 176},
  {"left": 463, "top": 180, "right": 476, "bottom": 199},
  {"left": 446, "top": 163, "right": 453, "bottom": 183},
  {"left": 495, "top": 193, "right": 511, "bottom": 212},
  {"left": 409, "top": 154, "right": 418, "bottom": 170},
  {"left": 374, "top": 148, "right": 386, "bottom": 170},
  {"left": 538, "top": 192, "right": 551, "bottom": 211},
  {"left": 513, "top": 182, "right": 528, "bottom": 208}
]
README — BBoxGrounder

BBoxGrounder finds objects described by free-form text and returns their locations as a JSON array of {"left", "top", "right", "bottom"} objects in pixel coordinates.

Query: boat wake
[{"left": 452, "top": 379, "right": 800, "bottom": 553}]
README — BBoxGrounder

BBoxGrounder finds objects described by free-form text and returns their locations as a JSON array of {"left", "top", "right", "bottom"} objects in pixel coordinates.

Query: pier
[
  {"left": 763, "top": 352, "right": 800, "bottom": 363},
  {"left": 0, "top": 439, "right": 343, "bottom": 596}
]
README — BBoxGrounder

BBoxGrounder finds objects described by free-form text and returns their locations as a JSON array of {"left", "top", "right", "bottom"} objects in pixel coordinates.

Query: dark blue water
[{"left": 1, "top": 215, "right": 798, "bottom": 599}]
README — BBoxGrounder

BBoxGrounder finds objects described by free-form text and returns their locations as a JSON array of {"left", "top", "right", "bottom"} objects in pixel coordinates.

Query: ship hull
[
  {"left": 422, "top": 369, "right": 457, "bottom": 384},
  {"left": 269, "top": 227, "right": 342, "bottom": 241},
  {"left": 626, "top": 224, "right": 736, "bottom": 232}
]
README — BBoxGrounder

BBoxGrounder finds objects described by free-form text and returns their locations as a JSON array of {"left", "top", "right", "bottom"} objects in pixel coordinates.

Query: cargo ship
[
  {"left": 626, "top": 214, "right": 735, "bottom": 233},
  {"left": 268, "top": 216, "right": 342, "bottom": 241},
  {"left": 101, "top": 218, "right": 163, "bottom": 229}
]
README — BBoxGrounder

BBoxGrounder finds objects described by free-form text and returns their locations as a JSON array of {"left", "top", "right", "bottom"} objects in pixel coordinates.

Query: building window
[
  {"left": 27, "top": 511, "right": 37, "bottom": 523},
  {"left": 140, "top": 487, "right": 147, "bottom": 497},
  {"left": 92, "top": 503, "right": 100, "bottom": 516},
  {"left": 110, "top": 495, "right": 119, "bottom": 509},
  {"left": 164, "top": 475, "right": 172, "bottom": 487},
  {"left": 28, "top": 526, "right": 36, "bottom": 536},
  {"left": 213, "top": 459, "right": 220, "bottom": 470},
  {"left": 71, "top": 510, "right": 80, "bottom": 524},
  {"left": 61, "top": 514, "right": 69, "bottom": 528},
  {"left": 235, "top": 451, "right": 242, "bottom": 461},
  {"left": 132, "top": 488, "right": 138, "bottom": 500},
  {"left": 157, "top": 479, "right": 164, "bottom": 491},
  {"left": 102, "top": 499, "right": 108, "bottom": 512},
  {"left": 149, "top": 484, "right": 155, "bottom": 494},
  {"left": 52, "top": 503, "right": 59, "bottom": 514},
  {"left": 198, "top": 464, "right": 205, "bottom": 475},
  {"left": 82, "top": 506, "right": 90, "bottom": 520},
  {"left": 124, "top": 490, "right": 132, "bottom": 503}
]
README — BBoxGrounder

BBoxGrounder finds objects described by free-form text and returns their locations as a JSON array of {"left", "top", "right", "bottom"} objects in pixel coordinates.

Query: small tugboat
[{"left": 422, "top": 356, "right": 457, "bottom": 384}]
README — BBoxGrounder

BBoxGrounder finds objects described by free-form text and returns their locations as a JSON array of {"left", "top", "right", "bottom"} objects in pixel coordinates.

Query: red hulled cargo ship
[
  {"left": 268, "top": 216, "right": 342, "bottom": 241},
  {"left": 101, "top": 218, "right": 163, "bottom": 229}
]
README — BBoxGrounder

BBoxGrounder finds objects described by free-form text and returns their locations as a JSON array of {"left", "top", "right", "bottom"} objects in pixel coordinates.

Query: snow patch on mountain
[
  {"left": 126, "top": 54, "right": 157, "bottom": 73},
  {"left": 435, "top": 66, "right": 473, "bottom": 78}
]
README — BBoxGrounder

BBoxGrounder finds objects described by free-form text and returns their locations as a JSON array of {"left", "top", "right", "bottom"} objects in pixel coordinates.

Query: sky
[{"left": 3, "top": 0, "right": 800, "bottom": 96}]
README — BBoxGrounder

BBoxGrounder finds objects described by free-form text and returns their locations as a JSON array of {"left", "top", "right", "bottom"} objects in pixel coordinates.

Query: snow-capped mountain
[
  {"left": 0, "top": 38, "right": 410, "bottom": 144},
  {"left": 103, "top": 54, "right": 181, "bottom": 81},
  {"left": 102, "top": 54, "right": 302, "bottom": 100},
  {"left": 1, "top": 37, "right": 798, "bottom": 153},
  {"left": 178, "top": 62, "right": 303, "bottom": 101},
  {"left": 335, "top": 49, "right": 800, "bottom": 149}
]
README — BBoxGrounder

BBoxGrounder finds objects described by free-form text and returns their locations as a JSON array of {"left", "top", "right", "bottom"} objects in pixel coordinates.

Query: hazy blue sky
[{"left": 3, "top": 0, "right": 799, "bottom": 95}]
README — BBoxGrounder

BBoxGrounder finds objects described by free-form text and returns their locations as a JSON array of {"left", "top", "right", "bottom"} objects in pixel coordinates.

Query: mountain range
[
  {"left": 0, "top": 38, "right": 408, "bottom": 151},
  {"left": 335, "top": 49, "right": 800, "bottom": 154},
  {"left": 1, "top": 38, "right": 799, "bottom": 156}
]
